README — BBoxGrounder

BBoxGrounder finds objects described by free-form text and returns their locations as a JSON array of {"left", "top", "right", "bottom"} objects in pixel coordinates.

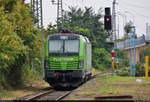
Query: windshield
[
  {"left": 64, "top": 40, "right": 79, "bottom": 53},
  {"left": 49, "top": 40, "right": 63, "bottom": 53},
  {"left": 49, "top": 40, "right": 79, "bottom": 53}
]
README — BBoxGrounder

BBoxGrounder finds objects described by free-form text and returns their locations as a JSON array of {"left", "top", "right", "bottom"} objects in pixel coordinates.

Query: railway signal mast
[
  {"left": 112, "top": 0, "right": 117, "bottom": 42},
  {"left": 104, "top": 0, "right": 117, "bottom": 75},
  {"left": 104, "top": 7, "right": 114, "bottom": 75}
]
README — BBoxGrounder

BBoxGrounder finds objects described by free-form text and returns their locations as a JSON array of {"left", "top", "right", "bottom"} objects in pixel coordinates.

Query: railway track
[
  {"left": 22, "top": 90, "right": 72, "bottom": 101},
  {"left": 92, "top": 72, "right": 111, "bottom": 79},
  {"left": 19, "top": 72, "right": 110, "bottom": 101}
]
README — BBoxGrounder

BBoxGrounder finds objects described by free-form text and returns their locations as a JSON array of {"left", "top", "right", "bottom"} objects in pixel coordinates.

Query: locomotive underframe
[{"left": 45, "top": 70, "right": 87, "bottom": 88}]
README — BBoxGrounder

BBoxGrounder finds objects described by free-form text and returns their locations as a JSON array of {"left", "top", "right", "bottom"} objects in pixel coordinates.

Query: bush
[
  {"left": 115, "top": 62, "right": 145, "bottom": 77},
  {"left": 114, "top": 49, "right": 130, "bottom": 76},
  {"left": 92, "top": 48, "right": 111, "bottom": 70},
  {"left": 140, "top": 44, "right": 150, "bottom": 65},
  {"left": 115, "top": 67, "right": 130, "bottom": 76},
  {"left": 135, "top": 62, "right": 145, "bottom": 77}
]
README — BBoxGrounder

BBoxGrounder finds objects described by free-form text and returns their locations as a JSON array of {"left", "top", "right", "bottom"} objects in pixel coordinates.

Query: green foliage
[
  {"left": 115, "top": 50, "right": 130, "bottom": 76},
  {"left": 46, "top": 23, "right": 57, "bottom": 35},
  {"left": 115, "top": 67, "right": 130, "bottom": 76},
  {"left": 73, "top": 26, "right": 90, "bottom": 37},
  {"left": 135, "top": 62, "right": 145, "bottom": 77},
  {"left": 46, "top": 7, "right": 112, "bottom": 70},
  {"left": 115, "top": 50, "right": 145, "bottom": 77},
  {"left": 138, "top": 44, "right": 150, "bottom": 77},
  {"left": 116, "top": 62, "right": 145, "bottom": 77},
  {"left": 124, "top": 23, "right": 131, "bottom": 34},
  {"left": 116, "top": 36, "right": 128, "bottom": 42},
  {"left": 0, "top": 0, "right": 18, "bottom": 13},
  {"left": 140, "top": 44, "right": 150, "bottom": 65},
  {"left": 93, "top": 48, "right": 111, "bottom": 70},
  {"left": 0, "top": 0, "right": 42, "bottom": 88},
  {"left": 115, "top": 49, "right": 129, "bottom": 69}
]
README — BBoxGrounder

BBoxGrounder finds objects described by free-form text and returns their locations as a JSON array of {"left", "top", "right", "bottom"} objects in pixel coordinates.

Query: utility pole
[
  {"left": 117, "top": 15, "right": 119, "bottom": 39},
  {"left": 111, "top": 0, "right": 117, "bottom": 75},
  {"left": 146, "top": 23, "right": 150, "bottom": 41},
  {"left": 117, "top": 12, "right": 127, "bottom": 37},
  {"left": 52, "top": 0, "right": 64, "bottom": 32},
  {"left": 112, "top": 0, "right": 117, "bottom": 42},
  {"left": 31, "top": 0, "right": 45, "bottom": 79}
]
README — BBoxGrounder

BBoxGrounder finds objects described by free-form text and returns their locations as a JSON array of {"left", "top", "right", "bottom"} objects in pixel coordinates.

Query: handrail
[{"left": 115, "top": 36, "right": 145, "bottom": 49}]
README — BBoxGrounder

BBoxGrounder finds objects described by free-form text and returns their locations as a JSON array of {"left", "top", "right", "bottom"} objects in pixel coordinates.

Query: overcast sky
[{"left": 25, "top": 0, "right": 150, "bottom": 38}]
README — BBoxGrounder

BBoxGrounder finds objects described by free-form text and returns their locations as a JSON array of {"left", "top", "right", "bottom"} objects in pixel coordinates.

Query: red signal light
[
  {"left": 106, "top": 17, "right": 110, "bottom": 22},
  {"left": 112, "top": 52, "right": 114, "bottom": 57},
  {"left": 112, "top": 50, "right": 114, "bottom": 60},
  {"left": 104, "top": 15, "right": 112, "bottom": 30}
]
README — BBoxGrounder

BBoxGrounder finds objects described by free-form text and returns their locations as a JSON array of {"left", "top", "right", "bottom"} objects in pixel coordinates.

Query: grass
[
  {"left": 0, "top": 90, "right": 15, "bottom": 100},
  {"left": 0, "top": 68, "right": 100, "bottom": 100},
  {"left": 68, "top": 75, "right": 150, "bottom": 100},
  {"left": 96, "top": 76, "right": 150, "bottom": 99},
  {"left": 0, "top": 81, "right": 49, "bottom": 100},
  {"left": 91, "top": 68, "right": 101, "bottom": 75}
]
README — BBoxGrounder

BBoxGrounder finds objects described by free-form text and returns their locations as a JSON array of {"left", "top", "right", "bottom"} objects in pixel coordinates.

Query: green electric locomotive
[{"left": 44, "top": 32, "right": 92, "bottom": 88}]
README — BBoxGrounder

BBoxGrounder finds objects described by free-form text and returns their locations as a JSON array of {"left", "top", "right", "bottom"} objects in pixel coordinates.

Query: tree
[
  {"left": 0, "top": 0, "right": 41, "bottom": 88},
  {"left": 124, "top": 22, "right": 131, "bottom": 34},
  {"left": 140, "top": 44, "right": 150, "bottom": 65}
]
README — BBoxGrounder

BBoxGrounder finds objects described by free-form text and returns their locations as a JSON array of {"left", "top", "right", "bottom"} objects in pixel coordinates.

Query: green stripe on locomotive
[{"left": 44, "top": 34, "right": 91, "bottom": 71}]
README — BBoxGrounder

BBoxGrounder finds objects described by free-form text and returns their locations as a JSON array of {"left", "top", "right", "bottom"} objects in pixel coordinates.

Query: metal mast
[
  {"left": 52, "top": 0, "right": 64, "bottom": 32},
  {"left": 130, "top": 26, "right": 136, "bottom": 76},
  {"left": 112, "top": 0, "right": 117, "bottom": 42},
  {"left": 31, "top": 0, "right": 44, "bottom": 78},
  {"left": 111, "top": 0, "right": 117, "bottom": 76},
  {"left": 31, "top": 0, "right": 43, "bottom": 28}
]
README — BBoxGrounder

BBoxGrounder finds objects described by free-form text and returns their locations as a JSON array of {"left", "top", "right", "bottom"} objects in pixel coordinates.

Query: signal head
[{"left": 104, "top": 15, "right": 112, "bottom": 30}]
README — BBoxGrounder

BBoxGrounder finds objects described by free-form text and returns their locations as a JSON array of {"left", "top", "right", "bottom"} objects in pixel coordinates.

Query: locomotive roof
[
  {"left": 48, "top": 33, "right": 80, "bottom": 37},
  {"left": 48, "top": 33, "right": 80, "bottom": 40},
  {"left": 48, "top": 33, "right": 90, "bottom": 43}
]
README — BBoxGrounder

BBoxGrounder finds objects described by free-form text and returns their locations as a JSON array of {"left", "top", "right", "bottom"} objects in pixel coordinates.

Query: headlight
[
  {"left": 44, "top": 60, "right": 50, "bottom": 68},
  {"left": 79, "top": 60, "right": 84, "bottom": 68}
]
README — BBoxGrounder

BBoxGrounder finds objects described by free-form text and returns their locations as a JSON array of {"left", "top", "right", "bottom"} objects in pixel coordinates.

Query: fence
[{"left": 115, "top": 36, "right": 146, "bottom": 49}]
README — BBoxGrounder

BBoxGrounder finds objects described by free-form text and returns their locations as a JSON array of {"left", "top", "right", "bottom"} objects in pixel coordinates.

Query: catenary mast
[{"left": 31, "top": 0, "right": 44, "bottom": 78}]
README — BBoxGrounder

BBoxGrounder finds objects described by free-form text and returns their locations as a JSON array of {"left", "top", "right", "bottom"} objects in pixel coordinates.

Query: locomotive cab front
[{"left": 44, "top": 33, "right": 91, "bottom": 88}]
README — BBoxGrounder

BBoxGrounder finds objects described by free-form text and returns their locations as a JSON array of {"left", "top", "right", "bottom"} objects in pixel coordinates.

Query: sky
[{"left": 25, "top": 0, "right": 150, "bottom": 38}]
